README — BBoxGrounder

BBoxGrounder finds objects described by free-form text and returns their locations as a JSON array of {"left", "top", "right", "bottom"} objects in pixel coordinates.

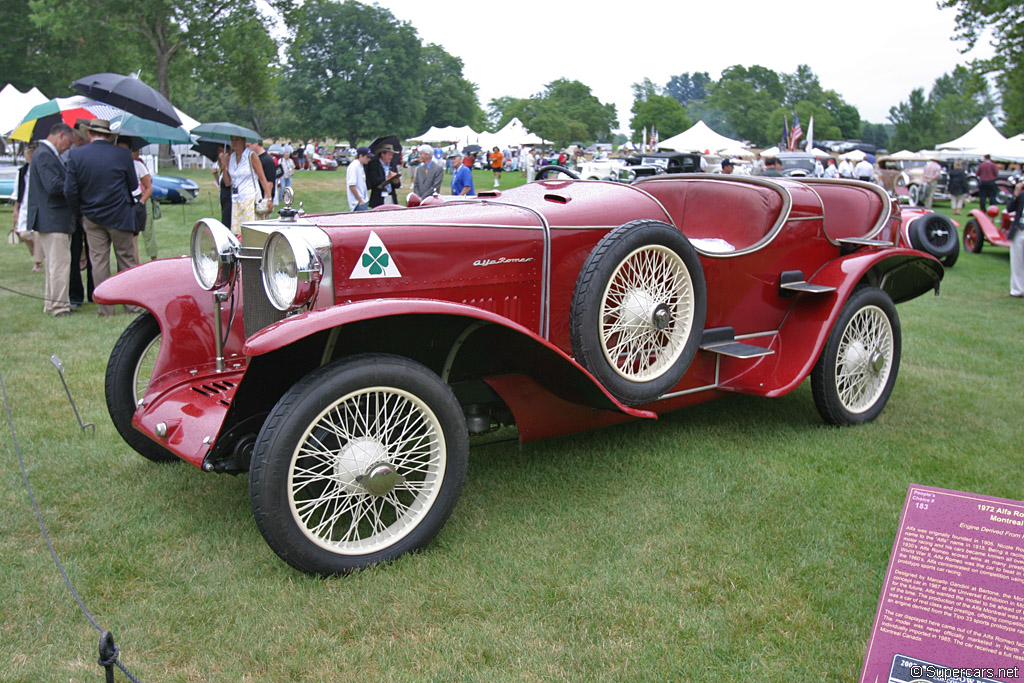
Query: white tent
[
  {"left": 478, "top": 117, "right": 547, "bottom": 149},
  {"left": 934, "top": 118, "right": 1024, "bottom": 162},
  {"left": 936, "top": 117, "right": 1007, "bottom": 151},
  {"left": 657, "top": 120, "right": 746, "bottom": 153},
  {"left": 0, "top": 83, "right": 49, "bottom": 136},
  {"left": 884, "top": 149, "right": 924, "bottom": 160}
]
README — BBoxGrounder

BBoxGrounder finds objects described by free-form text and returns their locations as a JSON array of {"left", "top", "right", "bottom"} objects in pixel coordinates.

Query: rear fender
[
  {"left": 240, "top": 299, "right": 655, "bottom": 420},
  {"left": 721, "top": 249, "right": 942, "bottom": 397}
]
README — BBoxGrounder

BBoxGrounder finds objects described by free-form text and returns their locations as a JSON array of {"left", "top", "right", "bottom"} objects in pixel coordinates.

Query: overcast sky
[{"left": 370, "top": 0, "right": 995, "bottom": 134}]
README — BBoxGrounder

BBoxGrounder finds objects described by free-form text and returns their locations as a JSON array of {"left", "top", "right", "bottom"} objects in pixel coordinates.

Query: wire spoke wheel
[
  {"left": 834, "top": 305, "right": 894, "bottom": 413},
  {"left": 812, "top": 287, "right": 901, "bottom": 426},
  {"left": 289, "top": 386, "right": 444, "bottom": 554},
  {"left": 250, "top": 354, "right": 468, "bottom": 574},
  {"left": 601, "top": 245, "right": 694, "bottom": 382},
  {"left": 571, "top": 220, "right": 706, "bottom": 406},
  {"left": 132, "top": 334, "right": 161, "bottom": 404}
]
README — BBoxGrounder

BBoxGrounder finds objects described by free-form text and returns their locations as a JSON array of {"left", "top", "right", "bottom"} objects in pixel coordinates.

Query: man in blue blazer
[
  {"left": 27, "top": 122, "right": 76, "bottom": 316},
  {"left": 64, "top": 119, "right": 139, "bottom": 316}
]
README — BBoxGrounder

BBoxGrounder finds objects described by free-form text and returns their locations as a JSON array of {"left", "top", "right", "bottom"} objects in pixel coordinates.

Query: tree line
[{"left": 1, "top": 0, "right": 1018, "bottom": 150}]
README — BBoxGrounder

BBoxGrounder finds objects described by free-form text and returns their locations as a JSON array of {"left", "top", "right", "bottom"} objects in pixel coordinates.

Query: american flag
[{"left": 790, "top": 112, "right": 803, "bottom": 151}]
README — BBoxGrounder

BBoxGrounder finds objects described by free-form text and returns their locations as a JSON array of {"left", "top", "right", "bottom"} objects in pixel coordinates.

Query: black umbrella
[
  {"left": 192, "top": 136, "right": 230, "bottom": 162},
  {"left": 463, "top": 144, "right": 482, "bottom": 156},
  {"left": 369, "top": 135, "right": 402, "bottom": 155},
  {"left": 71, "top": 72, "right": 182, "bottom": 127}
]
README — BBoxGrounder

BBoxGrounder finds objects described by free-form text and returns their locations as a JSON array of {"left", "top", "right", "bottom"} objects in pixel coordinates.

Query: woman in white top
[
  {"left": 219, "top": 135, "right": 272, "bottom": 235},
  {"left": 278, "top": 150, "right": 296, "bottom": 202}
]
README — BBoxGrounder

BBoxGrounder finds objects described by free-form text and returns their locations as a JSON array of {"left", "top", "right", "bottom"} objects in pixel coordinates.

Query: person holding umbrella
[
  {"left": 219, "top": 135, "right": 272, "bottom": 235},
  {"left": 64, "top": 119, "right": 140, "bottom": 317}
]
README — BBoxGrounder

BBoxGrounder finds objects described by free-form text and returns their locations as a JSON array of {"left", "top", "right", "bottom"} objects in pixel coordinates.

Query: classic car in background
[
  {"left": 151, "top": 175, "right": 200, "bottom": 204},
  {"left": 620, "top": 152, "right": 704, "bottom": 180},
  {"left": 96, "top": 175, "right": 943, "bottom": 575},
  {"left": 962, "top": 204, "right": 1015, "bottom": 253},
  {"left": 310, "top": 152, "right": 338, "bottom": 170},
  {"left": 776, "top": 151, "right": 823, "bottom": 177},
  {"left": 0, "top": 176, "right": 15, "bottom": 203}
]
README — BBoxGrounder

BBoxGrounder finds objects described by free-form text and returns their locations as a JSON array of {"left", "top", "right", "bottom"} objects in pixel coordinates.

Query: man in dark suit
[
  {"left": 27, "top": 123, "right": 76, "bottom": 317},
  {"left": 367, "top": 143, "right": 401, "bottom": 207},
  {"left": 64, "top": 119, "right": 139, "bottom": 316}
]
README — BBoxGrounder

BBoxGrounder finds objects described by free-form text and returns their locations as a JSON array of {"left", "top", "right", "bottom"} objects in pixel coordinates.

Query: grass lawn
[{"left": 1, "top": 171, "right": 1022, "bottom": 681}]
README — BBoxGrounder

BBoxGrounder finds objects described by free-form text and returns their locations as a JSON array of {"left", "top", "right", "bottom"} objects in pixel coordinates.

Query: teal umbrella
[
  {"left": 191, "top": 121, "right": 261, "bottom": 142},
  {"left": 109, "top": 113, "right": 192, "bottom": 145}
]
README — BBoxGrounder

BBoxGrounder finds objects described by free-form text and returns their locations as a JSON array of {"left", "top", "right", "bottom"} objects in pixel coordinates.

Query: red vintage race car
[
  {"left": 95, "top": 175, "right": 943, "bottom": 575},
  {"left": 962, "top": 204, "right": 1015, "bottom": 253}
]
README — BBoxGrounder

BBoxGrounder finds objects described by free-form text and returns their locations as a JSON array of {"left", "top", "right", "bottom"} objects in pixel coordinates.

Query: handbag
[{"left": 6, "top": 229, "right": 19, "bottom": 245}]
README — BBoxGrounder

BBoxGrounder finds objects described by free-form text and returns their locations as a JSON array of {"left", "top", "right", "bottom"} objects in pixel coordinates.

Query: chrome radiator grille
[{"left": 239, "top": 248, "right": 285, "bottom": 337}]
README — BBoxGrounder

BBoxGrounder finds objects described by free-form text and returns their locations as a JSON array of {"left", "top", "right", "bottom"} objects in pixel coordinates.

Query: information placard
[{"left": 861, "top": 485, "right": 1024, "bottom": 682}]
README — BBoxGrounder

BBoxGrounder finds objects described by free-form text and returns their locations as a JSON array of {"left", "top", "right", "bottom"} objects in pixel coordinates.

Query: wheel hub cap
[
  {"left": 870, "top": 350, "right": 885, "bottom": 374},
  {"left": 358, "top": 463, "right": 404, "bottom": 497},
  {"left": 621, "top": 289, "right": 658, "bottom": 329},
  {"left": 335, "top": 437, "right": 389, "bottom": 493},
  {"left": 651, "top": 303, "right": 672, "bottom": 330}
]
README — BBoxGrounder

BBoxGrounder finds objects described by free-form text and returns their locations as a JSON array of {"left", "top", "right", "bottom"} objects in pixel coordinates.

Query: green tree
[
  {"left": 665, "top": 72, "right": 711, "bottom": 107},
  {"left": 629, "top": 79, "right": 691, "bottom": 143},
  {"left": 420, "top": 43, "right": 485, "bottom": 131},
  {"left": 888, "top": 88, "right": 938, "bottom": 151},
  {"left": 940, "top": 0, "right": 1024, "bottom": 131},
  {"left": 782, "top": 64, "right": 824, "bottom": 108},
  {"left": 822, "top": 90, "right": 861, "bottom": 139},
  {"left": 29, "top": 0, "right": 288, "bottom": 102},
  {"left": 280, "top": 0, "right": 424, "bottom": 146},
  {"left": 926, "top": 64, "right": 998, "bottom": 141},
  {"left": 860, "top": 122, "right": 890, "bottom": 150},
  {"left": 701, "top": 66, "right": 784, "bottom": 146},
  {"left": 489, "top": 79, "right": 616, "bottom": 147}
]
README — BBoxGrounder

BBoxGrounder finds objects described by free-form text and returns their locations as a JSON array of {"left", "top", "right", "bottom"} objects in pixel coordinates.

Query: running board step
[
  {"left": 700, "top": 327, "right": 775, "bottom": 359},
  {"left": 837, "top": 237, "right": 894, "bottom": 249},
  {"left": 779, "top": 270, "right": 837, "bottom": 296}
]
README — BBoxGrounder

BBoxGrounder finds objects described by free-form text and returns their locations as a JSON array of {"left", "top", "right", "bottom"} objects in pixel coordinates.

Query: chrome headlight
[
  {"left": 190, "top": 219, "right": 239, "bottom": 290},
  {"left": 262, "top": 230, "right": 323, "bottom": 311}
]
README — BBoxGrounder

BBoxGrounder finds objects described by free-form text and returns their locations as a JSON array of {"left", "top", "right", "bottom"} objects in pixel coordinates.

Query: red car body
[
  {"left": 962, "top": 204, "right": 1014, "bottom": 253},
  {"left": 96, "top": 175, "right": 943, "bottom": 574}
]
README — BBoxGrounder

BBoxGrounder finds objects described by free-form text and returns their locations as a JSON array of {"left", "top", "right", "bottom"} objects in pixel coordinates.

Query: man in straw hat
[
  {"left": 64, "top": 118, "right": 140, "bottom": 316},
  {"left": 367, "top": 140, "right": 401, "bottom": 207}
]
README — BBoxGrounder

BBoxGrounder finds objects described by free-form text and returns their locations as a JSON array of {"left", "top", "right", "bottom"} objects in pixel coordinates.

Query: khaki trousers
[
  {"left": 83, "top": 216, "right": 138, "bottom": 316},
  {"left": 36, "top": 231, "right": 71, "bottom": 316}
]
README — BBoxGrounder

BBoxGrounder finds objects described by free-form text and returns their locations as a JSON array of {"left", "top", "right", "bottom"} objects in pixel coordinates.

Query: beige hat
[{"left": 86, "top": 119, "right": 114, "bottom": 135}]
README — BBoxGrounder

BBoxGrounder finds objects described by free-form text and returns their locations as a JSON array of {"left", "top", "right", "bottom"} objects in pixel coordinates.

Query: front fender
[
  {"left": 722, "top": 249, "right": 942, "bottom": 397},
  {"left": 94, "top": 257, "right": 247, "bottom": 389},
  {"left": 966, "top": 208, "right": 1010, "bottom": 246},
  {"left": 243, "top": 299, "right": 655, "bottom": 419}
]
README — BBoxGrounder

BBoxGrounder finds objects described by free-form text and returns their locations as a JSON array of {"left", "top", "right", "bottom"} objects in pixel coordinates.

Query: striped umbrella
[{"left": 9, "top": 95, "right": 121, "bottom": 142}]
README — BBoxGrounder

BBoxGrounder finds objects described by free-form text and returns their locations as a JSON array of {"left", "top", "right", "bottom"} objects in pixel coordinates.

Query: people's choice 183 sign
[{"left": 861, "top": 485, "right": 1024, "bottom": 682}]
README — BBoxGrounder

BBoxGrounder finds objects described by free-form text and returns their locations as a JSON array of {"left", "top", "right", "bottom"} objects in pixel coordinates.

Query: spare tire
[
  {"left": 909, "top": 213, "right": 958, "bottom": 261},
  {"left": 570, "top": 220, "right": 707, "bottom": 406}
]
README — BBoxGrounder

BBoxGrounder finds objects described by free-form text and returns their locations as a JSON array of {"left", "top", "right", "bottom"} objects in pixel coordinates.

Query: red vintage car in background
[
  {"left": 95, "top": 175, "right": 943, "bottom": 574},
  {"left": 962, "top": 204, "right": 1015, "bottom": 253}
]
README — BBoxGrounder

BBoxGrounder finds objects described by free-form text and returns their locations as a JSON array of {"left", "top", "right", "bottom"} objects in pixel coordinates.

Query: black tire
[
  {"left": 570, "top": 220, "right": 707, "bottom": 406},
  {"left": 909, "top": 214, "right": 958, "bottom": 260},
  {"left": 248, "top": 354, "right": 469, "bottom": 574},
  {"left": 105, "top": 312, "right": 178, "bottom": 462},
  {"left": 941, "top": 238, "right": 959, "bottom": 268},
  {"left": 535, "top": 164, "right": 579, "bottom": 180},
  {"left": 811, "top": 287, "right": 901, "bottom": 426},
  {"left": 963, "top": 218, "right": 984, "bottom": 254}
]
